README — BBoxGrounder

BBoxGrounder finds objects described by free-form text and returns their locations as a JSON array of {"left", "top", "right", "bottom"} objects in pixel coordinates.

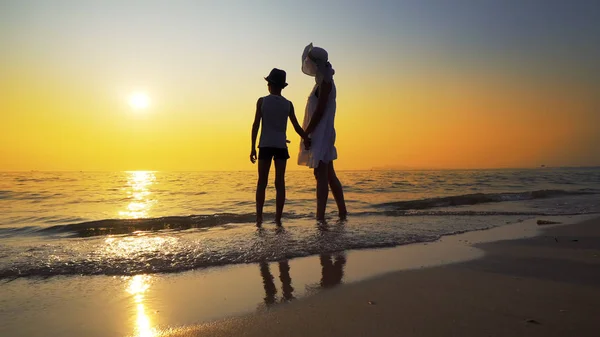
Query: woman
[{"left": 298, "top": 43, "right": 347, "bottom": 222}]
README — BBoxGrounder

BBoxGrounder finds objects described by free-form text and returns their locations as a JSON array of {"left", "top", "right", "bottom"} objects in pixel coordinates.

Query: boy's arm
[
  {"left": 289, "top": 102, "right": 308, "bottom": 139},
  {"left": 250, "top": 98, "right": 263, "bottom": 163},
  {"left": 289, "top": 102, "right": 311, "bottom": 149},
  {"left": 304, "top": 81, "right": 331, "bottom": 135}
]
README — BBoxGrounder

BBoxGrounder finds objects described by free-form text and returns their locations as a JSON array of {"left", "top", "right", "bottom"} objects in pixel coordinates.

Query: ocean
[{"left": 1, "top": 168, "right": 599, "bottom": 280}]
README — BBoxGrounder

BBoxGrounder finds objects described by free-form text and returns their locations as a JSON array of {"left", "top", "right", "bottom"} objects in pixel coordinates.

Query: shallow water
[{"left": 1, "top": 168, "right": 599, "bottom": 278}]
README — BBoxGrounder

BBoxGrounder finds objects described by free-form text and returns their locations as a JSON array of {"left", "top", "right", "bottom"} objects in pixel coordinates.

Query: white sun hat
[{"left": 302, "top": 43, "right": 328, "bottom": 63}]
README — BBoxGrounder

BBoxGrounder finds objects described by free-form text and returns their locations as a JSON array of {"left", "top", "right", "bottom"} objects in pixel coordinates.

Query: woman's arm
[
  {"left": 250, "top": 97, "right": 263, "bottom": 163},
  {"left": 304, "top": 81, "right": 332, "bottom": 135}
]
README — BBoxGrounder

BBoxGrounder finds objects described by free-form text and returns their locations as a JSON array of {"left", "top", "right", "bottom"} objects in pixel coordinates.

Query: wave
[
  {"left": 0, "top": 237, "right": 440, "bottom": 280},
  {"left": 1, "top": 187, "right": 598, "bottom": 279},
  {"left": 5, "top": 207, "right": 588, "bottom": 279},
  {"left": 0, "top": 226, "right": 41, "bottom": 238},
  {"left": 0, "top": 190, "right": 62, "bottom": 201},
  {"left": 374, "top": 189, "right": 597, "bottom": 210},
  {"left": 39, "top": 213, "right": 304, "bottom": 237},
  {"left": 0, "top": 219, "right": 473, "bottom": 279},
  {"left": 3, "top": 188, "right": 590, "bottom": 238}
]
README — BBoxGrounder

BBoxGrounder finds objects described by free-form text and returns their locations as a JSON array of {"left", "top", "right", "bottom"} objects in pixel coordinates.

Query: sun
[{"left": 129, "top": 92, "right": 150, "bottom": 110}]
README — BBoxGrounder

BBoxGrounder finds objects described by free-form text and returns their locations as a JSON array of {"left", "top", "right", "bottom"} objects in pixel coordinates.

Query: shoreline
[
  {"left": 1, "top": 214, "right": 598, "bottom": 336},
  {"left": 167, "top": 215, "right": 600, "bottom": 337}
]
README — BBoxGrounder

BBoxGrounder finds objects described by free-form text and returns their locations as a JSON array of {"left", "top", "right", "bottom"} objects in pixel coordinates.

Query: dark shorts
[{"left": 258, "top": 147, "right": 290, "bottom": 161}]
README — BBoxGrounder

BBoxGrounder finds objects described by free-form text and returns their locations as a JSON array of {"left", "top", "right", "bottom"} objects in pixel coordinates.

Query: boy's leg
[
  {"left": 314, "top": 161, "right": 329, "bottom": 221},
  {"left": 256, "top": 159, "right": 272, "bottom": 225},
  {"left": 327, "top": 161, "right": 347, "bottom": 219},
  {"left": 274, "top": 159, "right": 287, "bottom": 225},
  {"left": 259, "top": 262, "right": 276, "bottom": 306}
]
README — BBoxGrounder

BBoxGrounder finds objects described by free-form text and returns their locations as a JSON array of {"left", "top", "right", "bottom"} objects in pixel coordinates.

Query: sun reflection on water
[
  {"left": 120, "top": 171, "right": 156, "bottom": 219},
  {"left": 127, "top": 275, "right": 156, "bottom": 337},
  {"left": 103, "top": 235, "right": 179, "bottom": 259}
]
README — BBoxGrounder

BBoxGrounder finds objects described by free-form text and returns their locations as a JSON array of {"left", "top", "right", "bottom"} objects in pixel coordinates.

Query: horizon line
[{"left": 1, "top": 166, "right": 599, "bottom": 173}]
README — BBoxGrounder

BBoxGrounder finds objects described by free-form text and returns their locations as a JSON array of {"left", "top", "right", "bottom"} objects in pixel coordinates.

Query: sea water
[{"left": 1, "top": 168, "right": 599, "bottom": 279}]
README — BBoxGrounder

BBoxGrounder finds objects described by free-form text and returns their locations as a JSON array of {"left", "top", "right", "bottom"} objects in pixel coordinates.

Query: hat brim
[
  {"left": 302, "top": 43, "right": 313, "bottom": 63},
  {"left": 264, "top": 77, "right": 288, "bottom": 88}
]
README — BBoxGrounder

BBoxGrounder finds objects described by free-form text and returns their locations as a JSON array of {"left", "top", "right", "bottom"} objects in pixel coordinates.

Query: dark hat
[{"left": 264, "top": 68, "right": 288, "bottom": 88}]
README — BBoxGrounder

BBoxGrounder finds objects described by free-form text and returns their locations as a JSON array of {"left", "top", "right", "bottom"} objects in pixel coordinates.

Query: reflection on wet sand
[
  {"left": 259, "top": 261, "right": 295, "bottom": 306},
  {"left": 279, "top": 261, "right": 294, "bottom": 302},
  {"left": 127, "top": 275, "right": 156, "bottom": 337},
  {"left": 259, "top": 262, "right": 277, "bottom": 305},
  {"left": 259, "top": 253, "right": 347, "bottom": 307},
  {"left": 319, "top": 253, "right": 346, "bottom": 288}
]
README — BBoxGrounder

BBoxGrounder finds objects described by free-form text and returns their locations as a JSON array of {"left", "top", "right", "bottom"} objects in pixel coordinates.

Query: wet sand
[{"left": 170, "top": 217, "right": 600, "bottom": 337}]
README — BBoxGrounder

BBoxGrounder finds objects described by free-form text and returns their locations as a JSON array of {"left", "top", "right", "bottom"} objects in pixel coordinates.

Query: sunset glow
[
  {"left": 129, "top": 92, "right": 150, "bottom": 111},
  {"left": 1, "top": 1, "right": 598, "bottom": 171}
]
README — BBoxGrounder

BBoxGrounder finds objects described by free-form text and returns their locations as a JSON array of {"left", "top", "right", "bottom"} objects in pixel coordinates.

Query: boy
[{"left": 250, "top": 68, "right": 310, "bottom": 225}]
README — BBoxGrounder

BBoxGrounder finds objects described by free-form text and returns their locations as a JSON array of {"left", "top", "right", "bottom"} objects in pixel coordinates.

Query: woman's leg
[
  {"left": 274, "top": 159, "right": 287, "bottom": 224},
  {"left": 278, "top": 260, "right": 294, "bottom": 301},
  {"left": 327, "top": 161, "right": 347, "bottom": 219},
  {"left": 256, "top": 159, "right": 272, "bottom": 225},
  {"left": 314, "top": 161, "right": 329, "bottom": 221}
]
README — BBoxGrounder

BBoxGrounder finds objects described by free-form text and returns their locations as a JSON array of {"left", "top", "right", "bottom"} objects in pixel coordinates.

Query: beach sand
[
  {"left": 168, "top": 217, "right": 600, "bottom": 337},
  {"left": 2, "top": 216, "right": 599, "bottom": 337}
]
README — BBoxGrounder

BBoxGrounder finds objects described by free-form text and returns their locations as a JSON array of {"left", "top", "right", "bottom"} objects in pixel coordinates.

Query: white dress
[{"left": 298, "top": 70, "right": 337, "bottom": 168}]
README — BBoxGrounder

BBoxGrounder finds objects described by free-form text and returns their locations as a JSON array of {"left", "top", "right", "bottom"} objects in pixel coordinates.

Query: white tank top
[{"left": 258, "top": 95, "right": 290, "bottom": 148}]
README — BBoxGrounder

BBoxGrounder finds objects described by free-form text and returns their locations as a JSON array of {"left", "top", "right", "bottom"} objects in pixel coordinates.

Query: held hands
[
  {"left": 250, "top": 148, "right": 257, "bottom": 164},
  {"left": 285, "top": 137, "right": 311, "bottom": 150},
  {"left": 303, "top": 137, "right": 312, "bottom": 150}
]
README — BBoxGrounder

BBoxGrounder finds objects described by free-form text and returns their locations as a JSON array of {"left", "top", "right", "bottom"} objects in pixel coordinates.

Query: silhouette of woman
[
  {"left": 298, "top": 43, "right": 347, "bottom": 222},
  {"left": 319, "top": 253, "right": 346, "bottom": 288}
]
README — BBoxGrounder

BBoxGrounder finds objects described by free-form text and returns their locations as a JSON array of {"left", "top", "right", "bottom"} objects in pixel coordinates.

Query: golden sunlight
[
  {"left": 129, "top": 92, "right": 150, "bottom": 110},
  {"left": 119, "top": 171, "right": 156, "bottom": 219},
  {"left": 127, "top": 275, "right": 156, "bottom": 337}
]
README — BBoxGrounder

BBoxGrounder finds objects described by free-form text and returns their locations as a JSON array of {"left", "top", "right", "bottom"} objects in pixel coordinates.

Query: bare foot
[
  {"left": 339, "top": 211, "right": 348, "bottom": 221},
  {"left": 317, "top": 223, "right": 329, "bottom": 233}
]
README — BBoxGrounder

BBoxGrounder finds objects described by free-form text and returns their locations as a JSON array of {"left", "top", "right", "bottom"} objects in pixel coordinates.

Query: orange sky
[{"left": 2, "top": 1, "right": 599, "bottom": 171}]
